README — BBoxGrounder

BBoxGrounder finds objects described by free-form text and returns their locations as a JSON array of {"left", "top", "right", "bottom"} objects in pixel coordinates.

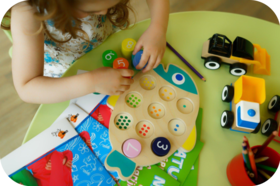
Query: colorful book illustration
[
  {"left": 182, "top": 108, "right": 203, "bottom": 186},
  {"left": 182, "top": 159, "right": 199, "bottom": 186},
  {"left": 117, "top": 165, "right": 180, "bottom": 186},
  {"left": 1, "top": 113, "right": 115, "bottom": 186},
  {"left": 157, "top": 108, "right": 204, "bottom": 185},
  {"left": 50, "top": 94, "right": 119, "bottom": 179},
  {"left": 157, "top": 142, "right": 204, "bottom": 184}
]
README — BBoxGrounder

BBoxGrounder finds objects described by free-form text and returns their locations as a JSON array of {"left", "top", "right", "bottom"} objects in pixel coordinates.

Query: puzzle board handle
[{"left": 105, "top": 150, "right": 137, "bottom": 181}]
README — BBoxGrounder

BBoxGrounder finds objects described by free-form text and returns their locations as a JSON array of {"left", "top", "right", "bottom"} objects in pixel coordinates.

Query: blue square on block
[{"left": 237, "top": 106, "right": 259, "bottom": 130}]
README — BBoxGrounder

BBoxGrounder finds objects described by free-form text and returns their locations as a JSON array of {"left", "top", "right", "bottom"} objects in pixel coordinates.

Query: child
[{"left": 1, "top": 0, "right": 169, "bottom": 104}]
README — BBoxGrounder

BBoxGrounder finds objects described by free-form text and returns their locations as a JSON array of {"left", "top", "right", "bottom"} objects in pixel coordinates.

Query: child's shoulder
[
  {"left": 12, "top": 1, "right": 37, "bottom": 14},
  {"left": 11, "top": 2, "right": 42, "bottom": 34}
]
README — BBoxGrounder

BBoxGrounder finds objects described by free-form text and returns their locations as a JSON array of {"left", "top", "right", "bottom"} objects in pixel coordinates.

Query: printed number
[
  {"left": 105, "top": 52, "right": 115, "bottom": 60},
  {"left": 127, "top": 143, "right": 139, "bottom": 152},
  {"left": 126, "top": 41, "right": 134, "bottom": 49},
  {"left": 118, "top": 60, "right": 125, "bottom": 67},
  {"left": 157, "top": 141, "right": 168, "bottom": 151}
]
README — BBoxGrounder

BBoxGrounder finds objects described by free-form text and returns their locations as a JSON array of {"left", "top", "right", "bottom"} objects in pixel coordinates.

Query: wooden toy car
[
  {"left": 220, "top": 75, "right": 266, "bottom": 133},
  {"left": 261, "top": 95, "right": 280, "bottom": 143},
  {"left": 201, "top": 34, "right": 270, "bottom": 76}
]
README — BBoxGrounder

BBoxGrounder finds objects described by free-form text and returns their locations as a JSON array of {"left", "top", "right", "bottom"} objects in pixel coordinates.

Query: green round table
[{"left": 23, "top": 11, "right": 280, "bottom": 186}]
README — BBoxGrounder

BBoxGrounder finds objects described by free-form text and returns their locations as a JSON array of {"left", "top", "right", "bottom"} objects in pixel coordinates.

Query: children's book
[
  {"left": 1, "top": 113, "right": 115, "bottom": 186},
  {"left": 157, "top": 108, "right": 204, "bottom": 185},
  {"left": 157, "top": 142, "right": 204, "bottom": 184},
  {"left": 182, "top": 159, "right": 199, "bottom": 186},
  {"left": 117, "top": 165, "right": 181, "bottom": 186},
  {"left": 52, "top": 94, "right": 119, "bottom": 179}
]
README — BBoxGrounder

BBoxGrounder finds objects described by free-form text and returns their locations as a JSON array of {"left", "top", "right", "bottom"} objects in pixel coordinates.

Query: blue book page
[{"left": 76, "top": 116, "right": 119, "bottom": 179}]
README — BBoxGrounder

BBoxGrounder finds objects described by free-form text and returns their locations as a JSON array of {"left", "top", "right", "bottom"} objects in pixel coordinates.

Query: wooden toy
[
  {"left": 103, "top": 50, "right": 118, "bottom": 67},
  {"left": 104, "top": 63, "right": 200, "bottom": 180},
  {"left": 113, "top": 57, "right": 129, "bottom": 69},
  {"left": 221, "top": 75, "right": 265, "bottom": 133},
  {"left": 201, "top": 34, "right": 271, "bottom": 76},
  {"left": 113, "top": 57, "right": 132, "bottom": 79},
  {"left": 133, "top": 50, "right": 148, "bottom": 70},
  {"left": 261, "top": 95, "right": 280, "bottom": 143},
  {"left": 122, "top": 38, "right": 136, "bottom": 59},
  {"left": 167, "top": 42, "right": 206, "bottom": 82}
]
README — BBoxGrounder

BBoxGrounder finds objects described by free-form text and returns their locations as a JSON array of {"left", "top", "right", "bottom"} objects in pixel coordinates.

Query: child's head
[
  {"left": 1, "top": 0, "right": 133, "bottom": 39},
  {"left": 74, "top": 0, "right": 122, "bottom": 17}
]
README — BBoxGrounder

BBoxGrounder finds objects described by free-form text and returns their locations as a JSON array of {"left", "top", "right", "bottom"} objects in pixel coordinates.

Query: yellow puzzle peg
[
  {"left": 122, "top": 38, "right": 136, "bottom": 59},
  {"left": 182, "top": 125, "right": 197, "bottom": 152},
  {"left": 107, "top": 95, "right": 120, "bottom": 110}
]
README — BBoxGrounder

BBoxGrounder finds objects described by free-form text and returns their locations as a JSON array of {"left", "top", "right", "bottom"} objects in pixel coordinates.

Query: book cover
[
  {"left": 1, "top": 115, "right": 114, "bottom": 186},
  {"left": 117, "top": 165, "right": 180, "bottom": 186}
]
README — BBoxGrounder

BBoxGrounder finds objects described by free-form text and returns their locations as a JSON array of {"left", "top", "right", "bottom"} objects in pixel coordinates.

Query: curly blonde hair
[{"left": 1, "top": 0, "right": 134, "bottom": 45}]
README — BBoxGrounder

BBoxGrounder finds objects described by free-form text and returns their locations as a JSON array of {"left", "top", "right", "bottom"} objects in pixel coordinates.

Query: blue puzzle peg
[
  {"left": 133, "top": 50, "right": 148, "bottom": 70},
  {"left": 151, "top": 137, "right": 171, "bottom": 157}
]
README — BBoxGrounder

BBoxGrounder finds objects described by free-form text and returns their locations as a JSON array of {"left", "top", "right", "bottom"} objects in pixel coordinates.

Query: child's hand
[
  {"left": 133, "top": 25, "right": 166, "bottom": 73},
  {"left": 91, "top": 67, "right": 134, "bottom": 95}
]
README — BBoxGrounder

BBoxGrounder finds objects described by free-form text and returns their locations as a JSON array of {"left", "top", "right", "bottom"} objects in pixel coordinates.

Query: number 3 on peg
[
  {"left": 122, "top": 38, "right": 136, "bottom": 59},
  {"left": 152, "top": 137, "right": 171, "bottom": 157}
]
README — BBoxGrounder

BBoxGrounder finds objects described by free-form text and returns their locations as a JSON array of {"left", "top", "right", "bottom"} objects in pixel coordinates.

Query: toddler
[{"left": 1, "top": 0, "right": 169, "bottom": 104}]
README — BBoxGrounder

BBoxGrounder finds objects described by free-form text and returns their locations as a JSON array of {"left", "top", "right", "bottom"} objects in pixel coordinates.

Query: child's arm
[
  {"left": 133, "top": 0, "right": 169, "bottom": 73},
  {"left": 11, "top": 3, "right": 134, "bottom": 104}
]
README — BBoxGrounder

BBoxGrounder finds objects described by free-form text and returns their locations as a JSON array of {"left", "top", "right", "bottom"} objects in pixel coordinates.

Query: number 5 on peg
[
  {"left": 122, "top": 38, "right": 136, "bottom": 59},
  {"left": 113, "top": 58, "right": 129, "bottom": 69},
  {"left": 113, "top": 58, "right": 131, "bottom": 78}
]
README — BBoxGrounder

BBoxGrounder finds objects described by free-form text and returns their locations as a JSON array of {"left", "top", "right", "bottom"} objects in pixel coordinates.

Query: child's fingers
[
  {"left": 118, "top": 85, "right": 131, "bottom": 92},
  {"left": 153, "top": 55, "right": 162, "bottom": 69},
  {"left": 133, "top": 41, "right": 142, "bottom": 55},
  {"left": 143, "top": 55, "right": 157, "bottom": 73},
  {"left": 137, "top": 51, "right": 149, "bottom": 69},
  {"left": 119, "top": 69, "right": 134, "bottom": 77},
  {"left": 120, "top": 77, "right": 134, "bottom": 85},
  {"left": 115, "top": 91, "right": 124, "bottom": 95}
]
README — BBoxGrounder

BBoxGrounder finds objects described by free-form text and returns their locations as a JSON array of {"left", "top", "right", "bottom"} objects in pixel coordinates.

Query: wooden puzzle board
[{"left": 108, "top": 64, "right": 199, "bottom": 167}]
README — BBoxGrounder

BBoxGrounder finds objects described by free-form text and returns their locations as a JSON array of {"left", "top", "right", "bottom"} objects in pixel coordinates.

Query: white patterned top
[{"left": 44, "top": 15, "right": 117, "bottom": 77}]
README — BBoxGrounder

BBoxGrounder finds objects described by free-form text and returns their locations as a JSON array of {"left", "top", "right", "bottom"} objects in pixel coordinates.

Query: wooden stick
[
  {"left": 258, "top": 169, "right": 271, "bottom": 180},
  {"left": 248, "top": 149, "right": 258, "bottom": 179},
  {"left": 166, "top": 42, "right": 206, "bottom": 82},
  {"left": 243, "top": 136, "right": 251, "bottom": 150},
  {"left": 256, "top": 131, "right": 277, "bottom": 156},
  {"left": 256, "top": 164, "right": 277, "bottom": 172},
  {"left": 255, "top": 157, "right": 269, "bottom": 163}
]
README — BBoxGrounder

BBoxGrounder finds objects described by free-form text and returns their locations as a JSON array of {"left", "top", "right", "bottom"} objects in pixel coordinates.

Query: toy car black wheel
[
  {"left": 222, "top": 85, "right": 234, "bottom": 102},
  {"left": 251, "top": 122, "right": 261, "bottom": 134},
  {"left": 268, "top": 95, "right": 280, "bottom": 113},
  {"left": 230, "top": 63, "right": 247, "bottom": 76},
  {"left": 221, "top": 111, "right": 234, "bottom": 129},
  {"left": 204, "top": 57, "right": 221, "bottom": 70},
  {"left": 261, "top": 119, "right": 278, "bottom": 136}
]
